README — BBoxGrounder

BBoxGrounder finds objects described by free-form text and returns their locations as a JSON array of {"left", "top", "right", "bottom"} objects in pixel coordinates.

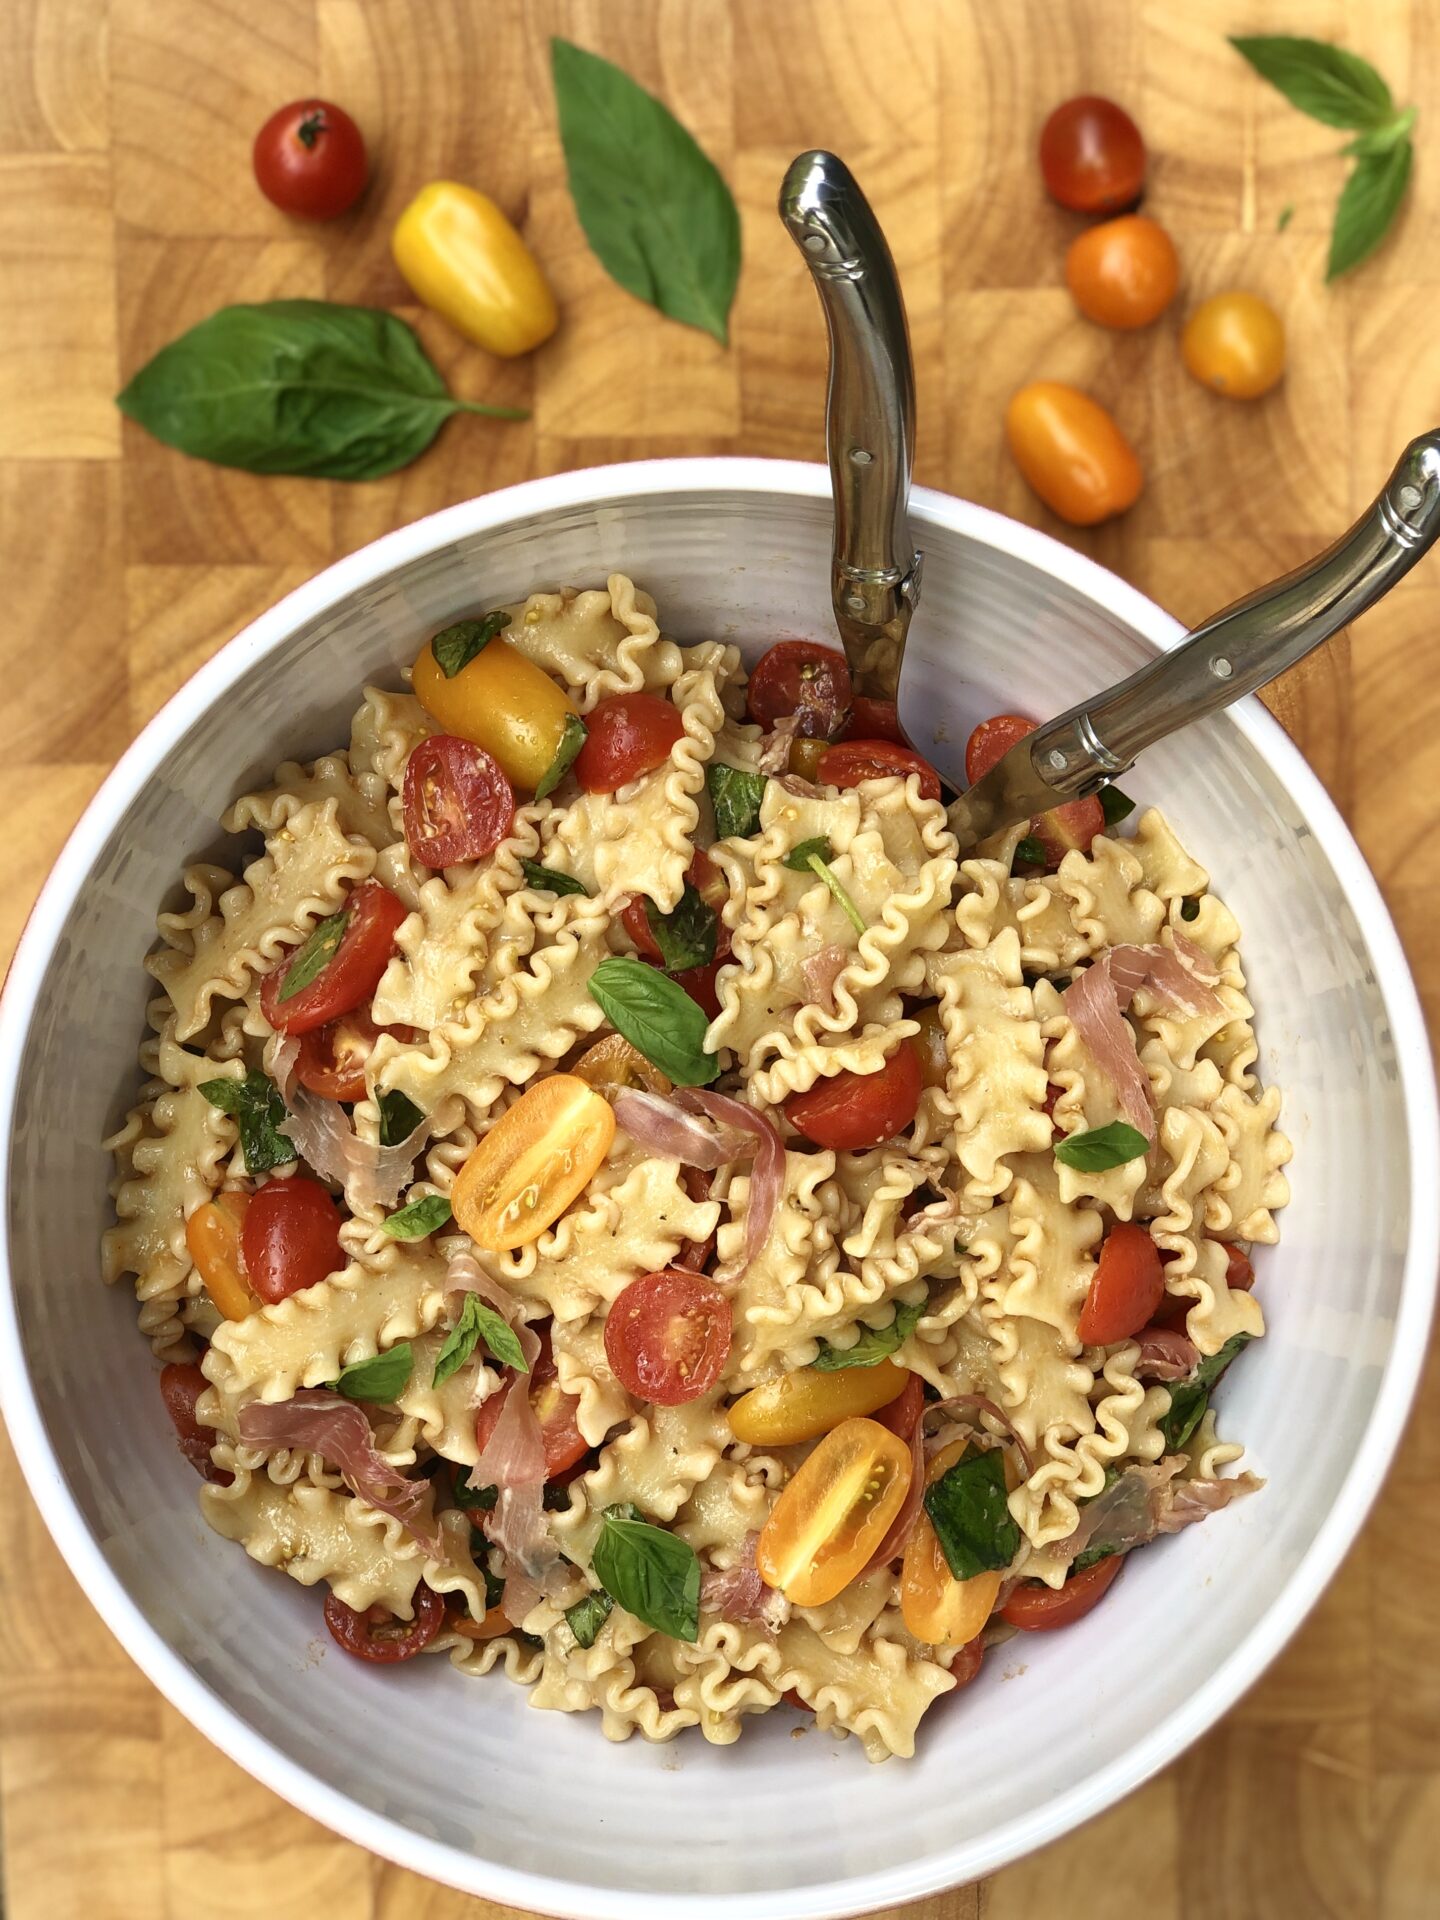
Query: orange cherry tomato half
[
  {"left": 1000, "top": 1552, "right": 1124, "bottom": 1630},
  {"left": 746, "top": 640, "right": 852, "bottom": 738},
  {"left": 259, "top": 880, "right": 408, "bottom": 1036},
  {"left": 843, "top": 696, "right": 907, "bottom": 746},
  {"left": 474, "top": 1323, "right": 588, "bottom": 1478},
  {"left": 900, "top": 1439, "right": 1005, "bottom": 1644},
  {"left": 159, "top": 1362, "right": 230, "bottom": 1483},
  {"left": 241, "top": 1176, "right": 344, "bottom": 1305},
  {"left": 185, "top": 1191, "right": 257, "bottom": 1321},
  {"left": 573, "top": 692, "right": 685, "bottom": 793},
  {"left": 1065, "top": 215, "right": 1179, "bottom": 330},
  {"left": 252, "top": 98, "right": 367, "bottom": 221},
  {"left": 784, "top": 1041, "right": 922, "bottom": 1152},
  {"left": 756, "top": 1417, "right": 914, "bottom": 1607},
  {"left": 604, "top": 1268, "right": 732, "bottom": 1405},
  {"left": 1039, "top": 96, "right": 1146, "bottom": 214},
  {"left": 571, "top": 1033, "right": 673, "bottom": 1096},
  {"left": 1006, "top": 383, "right": 1142, "bottom": 528},
  {"left": 949, "top": 1635, "right": 985, "bottom": 1687},
  {"left": 323, "top": 1584, "right": 445, "bottom": 1661},
  {"left": 817, "top": 739, "right": 943, "bottom": 803},
  {"left": 402, "top": 734, "right": 516, "bottom": 868},
  {"left": 872, "top": 1370, "right": 925, "bottom": 1441},
  {"left": 1077, "top": 1222, "right": 1165, "bottom": 1346},
  {"left": 450, "top": 1074, "right": 615, "bottom": 1252},
  {"left": 963, "top": 711, "right": 1105, "bottom": 867},
  {"left": 1181, "top": 292, "right": 1285, "bottom": 400}
]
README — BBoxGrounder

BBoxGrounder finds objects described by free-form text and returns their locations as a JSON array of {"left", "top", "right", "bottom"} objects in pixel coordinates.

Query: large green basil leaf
[
  {"left": 198, "top": 1071, "right": 293, "bottom": 1173},
  {"left": 923, "top": 1446, "right": 1022, "bottom": 1581},
  {"left": 587, "top": 956, "right": 719, "bottom": 1086},
  {"left": 591, "top": 1507, "right": 700, "bottom": 1641}
]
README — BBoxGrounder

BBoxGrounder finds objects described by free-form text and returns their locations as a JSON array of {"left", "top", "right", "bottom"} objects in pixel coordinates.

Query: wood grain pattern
[{"left": 1, "top": 1, "right": 1436, "bottom": 1915}]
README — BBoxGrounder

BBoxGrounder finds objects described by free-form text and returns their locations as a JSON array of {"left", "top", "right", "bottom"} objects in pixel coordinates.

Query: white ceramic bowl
[{"left": 2, "top": 460, "right": 1436, "bottom": 1918}]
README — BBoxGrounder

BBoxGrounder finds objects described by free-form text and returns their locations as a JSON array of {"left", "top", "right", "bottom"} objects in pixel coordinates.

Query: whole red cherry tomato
[
  {"left": 1001, "top": 1554, "right": 1123, "bottom": 1630},
  {"left": 241, "top": 1176, "right": 344, "bottom": 1304},
  {"left": 574, "top": 693, "right": 685, "bottom": 793},
  {"left": 474, "top": 1325, "right": 588, "bottom": 1479},
  {"left": 784, "top": 1042, "right": 923, "bottom": 1152},
  {"left": 259, "top": 880, "right": 407, "bottom": 1036},
  {"left": 1077, "top": 1224, "right": 1164, "bottom": 1346},
  {"left": 159, "top": 1363, "right": 230, "bottom": 1483},
  {"left": 323, "top": 1584, "right": 445, "bottom": 1661},
  {"left": 403, "top": 736, "right": 515, "bottom": 869},
  {"left": 1039, "top": 96, "right": 1146, "bottom": 214},
  {"left": 252, "top": 99, "right": 367, "bottom": 220},
  {"left": 604, "top": 1269, "right": 733, "bottom": 1405},
  {"left": 747, "top": 641, "right": 852, "bottom": 738},
  {"left": 817, "top": 739, "right": 942, "bottom": 803}
]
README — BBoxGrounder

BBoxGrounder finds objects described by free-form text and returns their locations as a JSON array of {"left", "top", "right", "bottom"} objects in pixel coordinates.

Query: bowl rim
[{"left": 2, "top": 454, "right": 1436, "bottom": 1919}]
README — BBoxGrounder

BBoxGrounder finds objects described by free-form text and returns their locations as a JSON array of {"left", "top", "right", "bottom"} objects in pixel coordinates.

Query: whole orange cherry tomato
[
  {"left": 1065, "top": 216, "right": 1179, "bottom": 330},
  {"left": 1181, "top": 292, "right": 1285, "bottom": 400},
  {"left": 1005, "top": 383, "right": 1142, "bottom": 527}
]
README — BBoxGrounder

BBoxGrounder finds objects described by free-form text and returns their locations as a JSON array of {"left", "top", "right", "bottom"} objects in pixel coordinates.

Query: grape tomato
[
  {"left": 816, "top": 739, "right": 942, "bottom": 803},
  {"left": 1006, "top": 383, "right": 1142, "bottom": 527},
  {"left": 1065, "top": 215, "right": 1179, "bottom": 330},
  {"left": 259, "top": 880, "right": 407, "bottom": 1035},
  {"left": 784, "top": 1041, "right": 922, "bottom": 1152},
  {"left": 573, "top": 692, "right": 685, "bottom": 793},
  {"left": 241, "top": 1176, "right": 344, "bottom": 1304},
  {"left": 323, "top": 1584, "right": 445, "bottom": 1661},
  {"left": 1181, "top": 292, "right": 1285, "bottom": 400}
]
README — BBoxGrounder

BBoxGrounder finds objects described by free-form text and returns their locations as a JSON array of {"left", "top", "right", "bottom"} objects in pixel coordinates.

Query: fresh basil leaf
[
  {"left": 1342, "top": 108, "right": 1417, "bottom": 158},
  {"left": 1071, "top": 1542, "right": 1120, "bottom": 1575},
  {"left": 1195, "top": 1330, "right": 1253, "bottom": 1392},
  {"left": 432, "top": 1294, "right": 529, "bottom": 1388},
  {"left": 1229, "top": 35, "right": 1394, "bottom": 130},
  {"left": 813, "top": 1299, "right": 924, "bottom": 1371},
  {"left": 1099, "top": 786, "right": 1136, "bottom": 829},
  {"left": 376, "top": 1089, "right": 424, "bottom": 1146},
  {"left": 1327, "top": 138, "right": 1413, "bottom": 280},
  {"left": 534, "top": 712, "right": 588, "bottom": 800},
  {"left": 787, "top": 843, "right": 866, "bottom": 936},
  {"left": 1053, "top": 1120, "right": 1150, "bottom": 1173},
  {"left": 431, "top": 611, "right": 510, "bottom": 679},
  {"left": 116, "top": 300, "right": 527, "bottom": 481},
  {"left": 274, "top": 908, "right": 348, "bottom": 1003},
  {"left": 1159, "top": 1332, "right": 1254, "bottom": 1453},
  {"left": 783, "top": 835, "right": 833, "bottom": 872},
  {"left": 381, "top": 1195, "right": 452, "bottom": 1241},
  {"left": 198, "top": 1071, "right": 293, "bottom": 1173},
  {"left": 551, "top": 40, "right": 740, "bottom": 345},
  {"left": 706, "top": 763, "right": 767, "bottom": 839},
  {"left": 587, "top": 956, "right": 719, "bottom": 1087},
  {"left": 923, "top": 1447, "right": 1022, "bottom": 1581},
  {"left": 330, "top": 1342, "right": 414, "bottom": 1404},
  {"left": 1180, "top": 896, "right": 1202, "bottom": 922},
  {"left": 1012, "top": 834, "right": 1047, "bottom": 870},
  {"left": 591, "top": 1507, "right": 701, "bottom": 1641},
  {"left": 645, "top": 883, "right": 717, "bottom": 973},
  {"left": 454, "top": 1468, "right": 498, "bottom": 1513},
  {"left": 565, "top": 1589, "right": 614, "bottom": 1649},
  {"left": 519, "top": 859, "right": 588, "bottom": 897}
]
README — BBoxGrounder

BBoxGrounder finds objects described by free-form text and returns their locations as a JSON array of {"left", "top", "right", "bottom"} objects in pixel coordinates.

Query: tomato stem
[{"left": 297, "top": 111, "right": 327, "bottom": 149}]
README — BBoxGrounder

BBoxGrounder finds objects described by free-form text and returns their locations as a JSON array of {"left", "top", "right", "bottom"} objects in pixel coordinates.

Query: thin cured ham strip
[
  {"left": 1137, "top": 944, "right": 1225, "bottom": 1019},
  {"left": 1063, "top": 940, "right": 1228, "bottom": 1145},
  {"left": 1055, "top": 1459, "right": 1261, "bottom": 1566},
  {"left": 237, "top": 1390, "right": 439, "bottom": 1549},
  {"left": 675, "top": 1089, "right": 785, "bottom": 1275},
  {"left": 801, "top": 943, "right": 850, "bottom": 1013},
  {"left": 612, "top": 1089, "right": 753, "bottom": 1170},
  {"left": 1171, "top": 928, "right": 1222, "bottom": 987},
  {"left": 699, "top": 1533, "right": 789, "bottom": 1632},
  {"left": 757, "top": 714, "right": 800, "bottom": 773},
  {"left": 267, "top": 1033, "right": 427, "bottom": 1211},
  {"left": 1133, "top": 1326, "right": 1199, "bottom": 1382}
]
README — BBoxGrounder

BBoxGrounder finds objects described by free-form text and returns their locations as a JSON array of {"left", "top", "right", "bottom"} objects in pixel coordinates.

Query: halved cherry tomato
[
  {"left": 912, "top": 1004, "right": 949, "bottom": 1090},
  {"left": 817, "top": 739, "right": 942, "bottom": 803},
  {"left": 259, "top": 880, "right": 408, "bottom": 1035},
  {"left": 323, "top": 1584, "right": 445, "bottom": 1662},
  {"left": 474, "top": 1324, "right": 588, "bottom": 1478},
  {"left": 451, "top": 1075, "right": 615, "bottom": 1252},
  {"left": 784, "top": 1042, "right": 922, "bottom": 1152},
  {"left": 1077, "top": 1222, "right": 1164, "bottom": 1346},
  {"left": 965, "top": 713, "right": 1033, "bottom": 785},
  {"left": 451, "top": 1603, "right": 514, "bottom": 1641},
  {"left": 1006, "top": 383, "right": 1142, "bottom": 527},
  {"left": 844, "top": 696, "right": 906, "bottom": 746},
  {"left": 757, "top": 1416, "right": 913, "bottom": 1607},
  {"left": 1181, "top": 291, "right": 1285, "bottom": 401},
  {"left": 604, "top": 1269, "right": 732, "bottom": 1405},
  {"left": 949, "top": 1636, "right": 985, "bottom": 1686},
  {"left": 622, "top": 848, "right": 730, "bottom": 964},
  {"left": 1001, "top": 1552, "right": 1123, "bottom": 1630},
  {"left": 872, "top": 1370, "right": 925, "bottom": 1441},
  {"left": 159, "top": 1362, "right": 230, "bottom": 1482},
  {"left": 574, "top": 692, "right": 685, "bottom": 793},
  {"left": 241, "top": 1176, "right": 343, "bottom": 1304},
  {"left": 900, "top": 1438, "right": 1006, "bottom": 1644},
  {"left": 295, "top": 1010, "right": 417, "bottom": 1103},
  {"left": 788, "top": 736, "right": 827, "bottom": 781},
  {"left": 747, "top": 641, "right": 852, "bottom": 737},
  {"left": 402, "top": 734, "right": 515, "bottom": 868},
  {"left": 1065, "top": 215, "right": 1179, "bottom": 330},
  {"left": 412, "top": 625, "right": 582, "bottom": 794},
  {"left": 963, "top": 713, "right": 1105, "bottom": 868},
  {"left": 1222, "top": 1242, "right": 1255, "bottom": 1290},
  {"left": 1039, "top": 96, "right": 1146, "bottom": 214},
  {"left": 728, "top": 1358, "right": 908, "bottom": 1446},
  {"left": 571, "top": 1033, "right": 673, "bottom": 1096},
  {"left": 185, "top": 1192, "right": 257, "bottom": 1322},
  {"left": 252, "top": 99, "right": 367, "bottom": 220}
]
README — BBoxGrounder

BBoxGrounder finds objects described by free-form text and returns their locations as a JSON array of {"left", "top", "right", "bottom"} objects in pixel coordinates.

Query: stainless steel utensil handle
[
  {"left": 1030, "top": 431, "right": 1440, "bottom": 797},
  {"left": 779, "top": 150, "right": 921, "bottom": 697}
]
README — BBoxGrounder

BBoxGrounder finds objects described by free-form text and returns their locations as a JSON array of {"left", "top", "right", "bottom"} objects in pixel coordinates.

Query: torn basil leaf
[
  {"left": 1159, "top": 1331, "right": 1254, "bottom": 1454},
  {"left": 645, "top": 883, "right": 717, "bottom": 973},
  {"left": 381, "top": 1194, "right": 452, "bottom": 1240},
  {"left": 432, "top": 1293, "right": 528, "bottom": 1388},
  {"left": 923, "top": 1446, "right": 1022, "bottom": 1582},
  {"left": 1053, "top": 1120, "right": 1149, "bottom": 1172},
  {"left": 275, "top": 907, "right": 348, "bottom": 1003},
  {"left": 1099, "top": 786, "right": 1136, "bottom": 828},
  {"left": 534, "top": 712, "right": 588, "bottom": 799},
  {"left": 1012, "top": 834, "right": 1047, "bottom": 870},
  {"left": 1180, "top": 896, "right": 1202, "bottom": 922},
  {"left": 431, "top": 610, "right": 510, "bottom": 678},
  {"left": 813, "top": 1299, "right": 924, "bottom": 1371},
  {"left": 377, "top": 1089, "right": 424, "bottom": 1146},
  {"left": 329, "top": 1342, "right": 413, "bottom": 1404},
  {"left": 519, "top": 859, "right": 588, "bottom": 897},
  {"left": 706, "top": 763, "right": 766, "bottom": 840},
  {"left": 565, "top": 1589, "right": 614, "bottom": 1649},
  {"left": 198, "top": 1071, "right": 294, "bottom": 1173},
  {"left": 454, "top": 1468, "right": 498, "bottom": 1512}
]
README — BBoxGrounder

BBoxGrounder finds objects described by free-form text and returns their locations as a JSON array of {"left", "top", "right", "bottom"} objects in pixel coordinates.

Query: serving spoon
[{"left": 779, "top": 147, "right": 1440, "bottom": 851}]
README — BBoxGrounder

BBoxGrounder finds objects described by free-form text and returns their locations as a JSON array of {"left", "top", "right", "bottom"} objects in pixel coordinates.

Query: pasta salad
[{"left": 104, "top": 575, "right": 1289, "bottom": 1761}]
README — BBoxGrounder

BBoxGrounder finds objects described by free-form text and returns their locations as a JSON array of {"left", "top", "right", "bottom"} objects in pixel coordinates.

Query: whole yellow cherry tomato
[
  {"left": 757, "top": 1417, "right": 914, "bottom": 1606},
  {"left": 185, "top": 1191, "right": 258, "bottom": 1321},
  {"left": 412, "top": 620, "right": 584, "bottom": 795},
  {"left": 1065, "top": 214, "right": 1179, "bottom": 330},
  {"left": 912, "top": 1004, "right": 949, "bottom": 1090},
  {"left": 451, "top": 1074, "right": 615, "bottom": 1251},
  {"left": 1006, "top": 382, "right": 1143, "bottom": 527},
  {"left": 900, "top": 1439, "right": 1006, "bottom": 1644},
  {"left": 728, "top": 1358, "right": 908, "bottom": 1446},
  {"left": 392, "top": 181, "right": 558, "bottom": 359},
  {"left": 1181, "top": 291, "right": 1285, "bottom": 400}
]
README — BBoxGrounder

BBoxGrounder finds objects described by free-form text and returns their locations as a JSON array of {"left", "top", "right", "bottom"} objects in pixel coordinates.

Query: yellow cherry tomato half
[
  {"left": 1181, "top": 291, "right": 1285, "bottom": 400},
  {"left": 757, "top": 1417, "right": 914, "bottom": 1606},
  {"left": 728, "top": 1358, "right": 909, "bottom": 1447},
  {"left": 900, "top": 1439, "right": 1006, "bottom": 1644},
  {"left": 571, "top": 1033, "right": 674, "bottom": 1096},
  {"left": 391, "top": 181, "right": 558, "bottom": 359},
  {"left": 184, "top": 1191, "right": 258, "bottom": 1322},
  {"left": 1006, "top": 382, "right": 1143, "bottom": 527},
  {"left": 451, "top": 1074, "right": 615, "bottom": 1252},
  {"left": 1065, "top": 214, "right": 1179, "bottom": 330},
  {"left": 788, "top": 735, "right": 827, "bottom": 782},
  {"left": 412, "top": 626, "right": 583, "bottom": 795},
  {"left": 912, "top": 1004, "right": 949, "bottom": 1091}
]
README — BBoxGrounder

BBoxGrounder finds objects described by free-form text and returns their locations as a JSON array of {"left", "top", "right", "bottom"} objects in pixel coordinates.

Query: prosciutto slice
[
  {"left": 1055, "top": 1459, "right": 1262, "bottom": 1566},
  {"left": 237, "top": 1390, "right": 439, "bottom": 1549},
  {"left": 612, "top": 1089, "right": 754, "bottom": 1170},
  {"left": 267, "top": 1034, "right": 427, "bottom": 1212},
  {"left": 1133, "top": 1326, "right": 1199, "bottom": 1382},
  {"left": 1061, "top": 940, "right": 1225, "bottom": 1144},
  {"left": 801, "top": 944, "right": 851, "bottom": 1014},
  {"left": 699, "top": 1533, "right": 789, "bottom": 1632},
  {"left": 675, "top": 1089, "right": 786, "bottom": 1275}
]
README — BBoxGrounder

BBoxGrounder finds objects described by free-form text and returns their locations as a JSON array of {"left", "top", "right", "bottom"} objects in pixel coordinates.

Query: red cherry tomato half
[
  {"left": 872, "top": 1370, "right": 925, "bottom": 1441},
  {"left": 323, "top": 1584, "right": 445, "bottom": 1662},
  {"left": 949, "top": 1635, "right": 985, "bottom": 1686},
  {"left": 241, "top": 1176, "right": 344, "bottom": 1305},
  {"left": 252, "top": 99, "right": 368, "bottom": 221},
  {"left": 1000, "top": 1553, "right": 1124, "bottom": 1630},
  {"left": 1077, "top": 1223, "right": 1164, "bottom": 1346},
  {"left": 1223, "top": 1242, "right": 1255, "bottom": 1290},
  {"left": 621, "top": 848, "right": 730, "bottom": 965},
  {"left": 1038, "top": 96, "right": 1146, "bottom": 215},
  {"left": 604, "top": 1269, "right": 733, "bottom": 1405},
  {"left": 784, "top": 1041, "right": 923, "bottom": 1152},
  {"left": 159, "top": 1362, "right": 230, "bottom": 1483},
  {"left": 747, "top": 641, "right": 852, "bottom": 738},
  {"left": 963, "top": 714, "right": 1104, "bottom": 868},
  {"left": 474, "top": 1325, "right": 588, "bottom": 1478},
  {"left": 295, "top": 1010, "right": 417, "bottom": 1103},
  {"left": 573, "top": 692, "right": 684, "bottom": 794},
  {"left": 672, "top": 954, "right": 724, "bottom": 1019},
  {"left": 844, "top": 696, "right": 907, "bottom": 746},
  {"left": 817, "top": 739, "right": 942, "bottom": 804},
  {"left": 965, "top": 713, "right": 1035, "bottom": 785},
  {"left": 260, "top": 880, "right": 408, "bottom": 1035},
  {"left": 403, "top": 735, "right": 516, "bottom": 869}
]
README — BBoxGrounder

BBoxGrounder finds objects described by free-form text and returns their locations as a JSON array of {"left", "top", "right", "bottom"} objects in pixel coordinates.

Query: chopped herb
[
  {"left": 431, "top": 611, "right": 510, "bottom": 678},
  {"left": 591, "top": 1505, "right": 701, "bottom": 1642},
  {"left": 432, "top": 1294, "right": 528, "bottom": 1389},
  {"left": 1277, "top": 203, "right": 1295, "bottom": 231},
  {"left": 380, "top": 1194, "right": 452, "bottom": 1240},
  {"left": 198, "top": 1071, "right": 294, "bottom": 1173},
  {"left": 1180, "top": 896, "right": 1202, "bottom": 922},
  {"left": 376, "top": 1089, "right": 424, "bottom": 1146},
  {"left": 328, "top": 1343, "right": 413, "bottom": 1404},
  {"left": 587, "top": 955, "right": 719, "bottom": 1087},
  {"left": 1053, "top": 1120, "right": 1150, "bottom": 1173},
  {"left": 519, "top": 858, "right": 588, "bottom": 897},
  {"left": 1012, "top": 834, "right": 1047, "bottom": 870},
  {"left": 1099, "top": 786, "right": 1136, "bottom": 829},
  {"left": 1158, "top": 1331, "right": 1254, "bottom": 1453},
  {"left": 534, "top": 712, "right": 588, "bottom": 799},
  {"left": 454, "top": 1468, "right": 498, "bottom": 1513},
  {"left": 274, "top": 908, "right": 349, "bottom": 1003},
  {"left": 923, "top": 1446, "right": 1022, "bottom": 1582},
  {"left": 644, "top": 883, "right": 717, "bottom": 972},
  {"left": 706, "top": 763, "right": 767, "bottom": 839},
  {"left": 783, "top": 836, "right": 865, "bottom": 936},
  {"left": 813, "top": 1299, "right": 924, "bottom": 1370},
  {"left": 565, "top": 1590, "right": 614, "bottom": 1648}
]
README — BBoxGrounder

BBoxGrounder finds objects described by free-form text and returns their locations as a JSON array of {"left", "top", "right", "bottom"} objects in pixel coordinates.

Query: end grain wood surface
[{"left": 1, "top": 2, "right": 1437, "bottom": 1915}]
